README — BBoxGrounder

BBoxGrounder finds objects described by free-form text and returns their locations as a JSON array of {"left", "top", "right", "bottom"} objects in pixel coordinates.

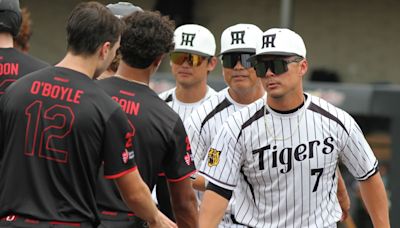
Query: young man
[
  {"left": 199, "top": 28, "right": 390, "bottom": 227},
  {"left": 96, "top": 10, "right": 198, "bottom": 228},
  {"left": 0, "top": 2, "right": 174, "bottom": 228},
  {"left": 157, "top": 23, "right": 218, "bottom": 218},
  {"left": 186, "top": 23, "right": 265, "bottom": 228},
  {"left": 0, "top": 0, "right": 48, "bottom": 97},
  {"left": 159, "top": 24, "right": 218, "bottom": 121}
]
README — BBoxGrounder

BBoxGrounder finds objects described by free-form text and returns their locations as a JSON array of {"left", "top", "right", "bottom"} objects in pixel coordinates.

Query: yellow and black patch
[{"left": 207, "top": 148, "right": 221, "bottom": 167}]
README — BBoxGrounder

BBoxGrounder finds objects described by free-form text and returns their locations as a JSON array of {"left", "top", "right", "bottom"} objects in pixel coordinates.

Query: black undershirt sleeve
[{"left": 206, "top": 182, "right": 233, "bottom": 200}]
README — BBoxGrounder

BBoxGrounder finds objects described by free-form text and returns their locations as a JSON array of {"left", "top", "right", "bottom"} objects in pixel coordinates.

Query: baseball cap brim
[
  {"left": 173, "top": 49, "right": 213, "bottom": 57},
  {"left": 247, "top": 51, "right": 302, "bottom": 64},
  {"left": 217, "top": 47, "right": 256, "bottom": 56}
]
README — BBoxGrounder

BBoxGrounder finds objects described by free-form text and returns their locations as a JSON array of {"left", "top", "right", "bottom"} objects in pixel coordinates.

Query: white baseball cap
[
  {"left": 106, "top": 2, "right": 143, "bottom": 19},
  {"left": 219, "top": 23, "right": 262, "bottom": 55},
  {"left": 173, "top": 24, "right": 216, "bottom": 57},
  {"left": 254, "top": 28, "right": 306, "bottom": 58}
]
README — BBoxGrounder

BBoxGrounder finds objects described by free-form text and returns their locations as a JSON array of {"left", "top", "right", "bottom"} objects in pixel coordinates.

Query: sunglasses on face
[
  {"left": 221, "top": 53, "right": 254, "bottom": 69},
  {"left": 170, "top": 52, "right": 209, "bottom": 67},
  {"left": 254, "top": 57, "right": 303, "bottom": 77}
]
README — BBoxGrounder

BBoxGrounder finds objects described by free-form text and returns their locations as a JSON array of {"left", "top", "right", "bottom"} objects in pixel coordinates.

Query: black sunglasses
[
  {"left": 254, "top": 57, "right": 303, "bottom": 77},
  {"left": 221, "top": 53, "right": 254, "bottom": 69}
]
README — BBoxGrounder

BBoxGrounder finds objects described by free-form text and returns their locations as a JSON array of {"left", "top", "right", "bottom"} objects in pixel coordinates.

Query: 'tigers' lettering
[{"left": 254, "top": 136, "right": 335, "bottom": 173}]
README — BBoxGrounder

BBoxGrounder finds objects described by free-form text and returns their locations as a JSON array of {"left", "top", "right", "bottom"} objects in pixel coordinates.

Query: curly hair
[
  {"left": 14, "top": 7, "right": 31, "bottom": 52},
  {"left": 120, "top": 11, "right": 175, "bottom": 69}
]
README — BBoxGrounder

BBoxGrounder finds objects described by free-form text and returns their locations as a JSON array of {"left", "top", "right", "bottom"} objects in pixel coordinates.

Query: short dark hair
[
  {"left": 120, "top": 11, "right": 175, "bottom": 69},
  {"left": 66, "top": 1, "right": 123, "bottom": 55}
]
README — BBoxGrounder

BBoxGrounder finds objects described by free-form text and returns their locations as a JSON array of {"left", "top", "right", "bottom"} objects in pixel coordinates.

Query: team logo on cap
[
  {"left": 181, "top": 33, "right": 196, "bottom": 47},
  {"left": 231, "top": 31, "right": 245, "bottom": 45},
  {"left": 207, "top": 148, "right": 221, "bottom": 167},
  {"left": 262, "top": 34, "right": 276, "bottom": 49}
]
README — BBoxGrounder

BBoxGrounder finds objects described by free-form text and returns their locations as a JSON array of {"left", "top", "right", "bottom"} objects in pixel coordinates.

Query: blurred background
[{"left": 18, "top": 0, "right": 399, "bottom": 227}]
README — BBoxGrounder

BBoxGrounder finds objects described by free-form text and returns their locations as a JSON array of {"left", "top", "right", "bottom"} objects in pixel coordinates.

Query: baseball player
[
  {"left": 156, "top": 23, "right": 218, "bottom": 218},
  {"left": 199, "top": 28, "right": 390, "bottom": 227},
  {"left": 0, "top": 2, "right": 174, "bottom": 227},
  {"left": 185, "top": 23, "right": 265, "bottom": 227},
  {"left": 0, "top": 0, "right": 48, "bottom": 97},
  {"left": 96, "top": 10, "right": 198, "bottom": 228},
  {"left": 159, "top": 24, "right": 218, "bottom": 121}
]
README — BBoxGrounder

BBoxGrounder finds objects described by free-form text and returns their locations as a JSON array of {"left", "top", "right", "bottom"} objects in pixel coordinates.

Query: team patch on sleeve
[
  {"left": 207, "top": 148, "right": 221, "bottom": 167},
  {"left": 121, "top": 149, "right": 135, "bottom": 164}
]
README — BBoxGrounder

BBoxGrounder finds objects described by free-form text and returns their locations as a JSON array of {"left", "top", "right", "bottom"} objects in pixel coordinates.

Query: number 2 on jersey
[
  {"left": 311, "top": 168, "right": 324, "bottom": 192},
  {"left": 24, "top": 100, "right": 74, "bottom": 163}
]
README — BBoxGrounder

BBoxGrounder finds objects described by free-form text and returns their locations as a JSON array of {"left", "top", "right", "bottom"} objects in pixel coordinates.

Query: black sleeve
[
  {"left": 163, "top": 119, "right": 196, "bottom": 181},
  {"left": 206, "top": 182, "right": 233, "bottom": 200}
]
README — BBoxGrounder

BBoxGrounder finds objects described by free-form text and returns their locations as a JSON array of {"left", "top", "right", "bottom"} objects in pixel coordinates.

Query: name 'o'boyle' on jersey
[{"left": 200, "top": 93, "right": 378, "bottom": 228}]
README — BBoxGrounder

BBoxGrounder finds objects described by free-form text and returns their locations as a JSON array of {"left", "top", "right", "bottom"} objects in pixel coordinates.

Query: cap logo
[
  {"left": 262, "top": 34, "right": 276, "bottom": 49},
  {"left": 181, "top": 32, "right": 196, "bottom": 47},
  {"left": 231, "top": 31, "right": 245, "bottom": 45}
]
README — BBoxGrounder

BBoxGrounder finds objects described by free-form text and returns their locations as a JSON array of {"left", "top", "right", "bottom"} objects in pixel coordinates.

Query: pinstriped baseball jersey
[
  {"left": 200, "top": 93, "right": 378, "bottom": 228},
  {"left": 158, "top": 86, "right": 217, "bottom": 122},
  {"left": 186, "top": 87, "right": 265, "bottom": 228}
]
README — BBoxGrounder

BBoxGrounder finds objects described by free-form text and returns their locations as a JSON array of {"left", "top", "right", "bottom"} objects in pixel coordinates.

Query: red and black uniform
[
  {"left": 0, "top": 48, "right": 49, "bottom": 97},
  {"left": 95, "top": 77, "right": 196, "bottom": 227},
  {"left": 0, "top": 67, "right": 136, "bottom": 227}
]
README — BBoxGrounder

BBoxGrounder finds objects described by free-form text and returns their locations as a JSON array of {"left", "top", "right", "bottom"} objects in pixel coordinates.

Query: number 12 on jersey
[{"left": 24, "top": 100, "right": 75, "bottom": 163}]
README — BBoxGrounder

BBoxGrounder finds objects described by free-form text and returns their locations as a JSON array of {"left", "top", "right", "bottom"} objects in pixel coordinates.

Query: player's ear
[
  {"left": 207, "top": 56, "right": 218, "bottom": 72},
  {"left": 299, "top": 59, "right": 308, "bottom": 78},
  {"left": 99, "top": 42, "right": 112, "bottom": 60}
]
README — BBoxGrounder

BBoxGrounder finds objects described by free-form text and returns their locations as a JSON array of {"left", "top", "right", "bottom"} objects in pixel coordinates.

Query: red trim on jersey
[
  {"left": 158, "top": 172, "right": 166, "bottom": 176},
  {"left": 49, "top": 221, "right": 81, "bottom": 226},
  {"left": 119, "top": 90, "right": 135, "bottom": 97},
  {"left": 167, "top": 170, "right": 197, "bottom": 183},
  {"left": 101, "top": 211, "right": 117, "bottom": 216},
  {"left": 104, "top": 166, "right": 138, "bottom": 179},
  {"left": 53, "top": 77, "right": 70, "bottom": 83},
  {"left": 101, "top": 211, "right": 135, "bottom": 218},
  {"left": 24, "top": 219, "right": 39, "bottom": 224}
]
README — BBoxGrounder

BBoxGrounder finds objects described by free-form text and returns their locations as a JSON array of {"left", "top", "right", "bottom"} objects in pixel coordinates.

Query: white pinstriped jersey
[
  {"left": 186, "top": 87, "right": 265, "bottom": 228},
  {"left": 158, "top": 86, "right": 217, "bottom": 122},
  {"left": 200, "top": 93, "right": 378, "bottom": 228},
  {"left": 186, "top": 87, "right": 264, "bottom": 167}
]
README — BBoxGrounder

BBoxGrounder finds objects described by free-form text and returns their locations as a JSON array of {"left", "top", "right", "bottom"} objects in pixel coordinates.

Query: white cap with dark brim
[
  {"left": 173, "top": 24, "right": 216, "bottom": 57},
  {"left": 219, "top": 23, "right": 262, "bottom": 56},
  {"left": 248, "top": 28, "right": 306, "bottom": 63}
]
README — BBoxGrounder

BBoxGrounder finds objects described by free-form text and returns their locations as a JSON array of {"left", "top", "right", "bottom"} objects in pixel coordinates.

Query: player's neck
[
  {"left": 0, "top": 33, "right": 14, "bottom": 48},
  {"left": 267, "top": 91, "right": 305, "bottom": 112},
  {"left": 228, "top": 84, "right": 265, "bottom": 105},
  {"left": 115, "top": 61, "right": 150, "bottom": 85},
  {"left": 56, "top": 52, "right": 97, "bottom": 79},
  {"left": 175, "top": 82, "right": 208, "bottom": 103}
]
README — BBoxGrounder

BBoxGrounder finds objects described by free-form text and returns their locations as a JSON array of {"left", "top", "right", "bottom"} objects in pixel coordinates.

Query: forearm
[
  {"left": 192, "top": 175, "right": 206, "bottom": 191},
  {"left": 336, "top": 169, "right": 350, "bottom": 221},
  {"left": 115, "top": 171, "right": 160, "bottom": 223},
  {"left": 169, "top": 178, "right": 199, "bottom": 228},
  {"left": 199, "top": 189, "right": 229, "bottom": 228},
  {"left": 359, "top": 172, "right": 390, "bottom": 228}
]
